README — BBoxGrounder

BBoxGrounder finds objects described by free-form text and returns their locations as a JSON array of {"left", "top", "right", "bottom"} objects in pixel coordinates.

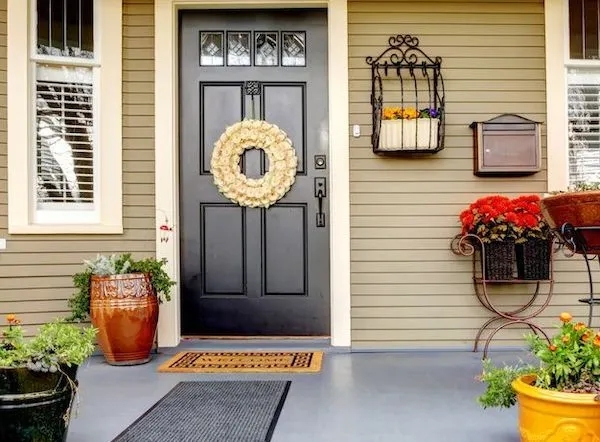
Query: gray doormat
[{"left": 112, "top": 380, "right": 291, "bottom": 442}]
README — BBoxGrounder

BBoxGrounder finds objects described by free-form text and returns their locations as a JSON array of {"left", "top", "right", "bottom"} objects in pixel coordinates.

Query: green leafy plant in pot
[
  {"left": 478, "top": 313, "right": 600, "bottom": 441},
  {"left": 0, "top": 315, "right": 97, "bottom": 441},
  {"left": 69, "top": 253, "right": 176, "bottom": 366}
]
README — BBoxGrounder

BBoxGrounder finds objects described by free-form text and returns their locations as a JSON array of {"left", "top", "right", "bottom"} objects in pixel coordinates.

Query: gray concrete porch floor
[{"left": 67, "top": 345, "right": 526, "bottom": 442}]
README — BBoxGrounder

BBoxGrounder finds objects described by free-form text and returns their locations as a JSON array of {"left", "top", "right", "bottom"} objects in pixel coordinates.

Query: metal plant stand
[
  {"left": 451, "top": 234, "right": 554, "bottom": 359},
  {"left": 554, "top": 223, "right": 600, "bottom": 328}
]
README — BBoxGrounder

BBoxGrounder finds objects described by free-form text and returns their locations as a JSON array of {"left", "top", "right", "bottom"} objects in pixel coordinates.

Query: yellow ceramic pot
[{"left": 512, "top": 375, "right": 600, "bottom": 441}]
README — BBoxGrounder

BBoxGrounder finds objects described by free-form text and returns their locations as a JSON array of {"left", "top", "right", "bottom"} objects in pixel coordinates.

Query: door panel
[
  {"left": 202, "top": 205, "right": 245, "bottom": 294},
  {"left": 179, "top": 9, "right": 329, "bottom": 336},
  {"left": 200, "top": 83, "right": 245, "bottom": 174},
  {"left": 264, "top": 205, "right": 307, "bottom": 295},
  {"left": 262, "top": 84, "right": 306, "bottom": 174}
]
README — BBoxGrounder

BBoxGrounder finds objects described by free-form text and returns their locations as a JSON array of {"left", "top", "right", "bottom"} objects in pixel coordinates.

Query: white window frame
[{"left": 7, "top": 0, "right": 122, "bottom": 234}]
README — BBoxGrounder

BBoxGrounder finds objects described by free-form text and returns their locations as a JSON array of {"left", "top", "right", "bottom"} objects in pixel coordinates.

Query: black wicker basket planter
[
  {"left": 481, "top": 240, "right": 515, "bottom": 280},
  {"left": 516, "top": 238, "right": 551, "bottom": 280}
]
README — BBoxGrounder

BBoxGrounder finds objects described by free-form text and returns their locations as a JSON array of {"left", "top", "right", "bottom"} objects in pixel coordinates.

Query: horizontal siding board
[
  {"left": 0, "top": 0, "right": 156, "bottom": 330},
  {"left": 349, "top": 12, "right": 544, "bottom": 25},
  {"left": 0, "top": 277, "right": 82, "bottom": 290},
  {"left": 352, "top": 287, "right": 594, "bottom": 302},
  {"left": 350, "top": 181, "right": 548, "bottom": 193},
  {"left": 0, "top": 240, "right": 155, "bottom": 253},
  {"left": 350, "top": 192, "right": 542, "bottom": 205},
  {"left": 350, "top": 170, "right": 548, "bottom": 182},
  {"left": 351, "top": 340, "right": 527, "bottom": 349},
  {"left": 350, "top": 23, "right": 544, "bottom": 36},
  {"left": 1, "top": 288, "right": 74, "bottom": 302}
]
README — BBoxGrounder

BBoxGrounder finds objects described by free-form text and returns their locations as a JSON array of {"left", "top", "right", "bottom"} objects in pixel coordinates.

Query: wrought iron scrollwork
[{"left": 366, "top": 34, "right": 445, "bottom": 155}]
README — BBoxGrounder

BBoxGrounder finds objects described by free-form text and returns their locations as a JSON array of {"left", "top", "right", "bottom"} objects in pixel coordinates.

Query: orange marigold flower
[
  {"left": 583, "top": 333, "right": 592, "bottom": 342},
  {"left": 575, "top": 322, "right": 586, "bottom": 331},
  {"left": 560, "top": 312, "right": 573, "bottom": 323},
  {"left": 563, "top": 335, "right": 570, "bottom": 343},
  {"left": 594, "top": 338, "right": 600, "bottom": 348},
  {"left": 549, "top": 345, "right": 557, "bottom": 351},
  {"left": 5, "top": 314, "right": 19, "bottom": 325}
]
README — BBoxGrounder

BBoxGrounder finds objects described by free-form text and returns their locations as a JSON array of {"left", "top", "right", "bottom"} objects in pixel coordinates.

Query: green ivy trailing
[
  {"left": 550, "top": 182, "right": 600, "bottom": 194},
  {"left": 69, "top": 253, "right": 176, "bottom": 322}
]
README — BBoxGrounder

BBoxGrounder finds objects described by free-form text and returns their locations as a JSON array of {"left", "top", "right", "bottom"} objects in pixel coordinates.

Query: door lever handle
[{"left": 314, "top": 177, "right": 326, "bottom": 227}]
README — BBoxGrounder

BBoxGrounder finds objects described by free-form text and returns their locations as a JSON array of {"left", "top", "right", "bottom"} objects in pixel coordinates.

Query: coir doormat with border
[
  {"left": 158, "top": 351, "right": 323, "bottom": 373},
  {"left": 112, "top": 380, "right": 291, "bottom": 442}
]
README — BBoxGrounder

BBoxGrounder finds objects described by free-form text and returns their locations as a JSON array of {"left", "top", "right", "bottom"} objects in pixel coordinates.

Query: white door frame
[{"left": 154, "top": 0, "right": 351, "bottom": 347}]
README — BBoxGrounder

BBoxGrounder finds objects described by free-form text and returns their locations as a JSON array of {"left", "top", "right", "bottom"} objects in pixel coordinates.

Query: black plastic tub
[{"left": 0, "top": 367, "right": 76, "bottom": 442}]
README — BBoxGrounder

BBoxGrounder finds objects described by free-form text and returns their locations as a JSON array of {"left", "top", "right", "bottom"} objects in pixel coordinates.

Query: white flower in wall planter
[{"left": 378, "top": 106, "right": 441, "bottom": 151}]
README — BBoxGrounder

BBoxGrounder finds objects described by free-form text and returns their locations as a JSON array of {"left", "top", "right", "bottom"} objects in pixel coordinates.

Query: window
[
  {"left": 199, "top": 30, "right": 307, "bottom": 67},
  {"left": 8, "top": 0, "right": 122, "bottom": 233},
  {"left": 35, "top": 0, "right": 95, "bottom": 214},
  {"left": 567, "top": 0, "right": 600, "bottom": 186}
]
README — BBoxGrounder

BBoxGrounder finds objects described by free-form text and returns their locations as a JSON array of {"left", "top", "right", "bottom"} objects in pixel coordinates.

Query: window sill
[{"left": 8, "top": 224, "right": 124, "bottom": 235}]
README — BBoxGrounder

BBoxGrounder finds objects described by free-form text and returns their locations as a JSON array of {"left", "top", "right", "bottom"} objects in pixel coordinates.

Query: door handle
[{"left": 314, "top": 177, "right": 326, "bottom": 227}]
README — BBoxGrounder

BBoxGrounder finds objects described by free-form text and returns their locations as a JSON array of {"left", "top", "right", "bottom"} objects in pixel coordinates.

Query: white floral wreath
[{"left": 210, "top": 120, "right": 298, "bottom": 208}]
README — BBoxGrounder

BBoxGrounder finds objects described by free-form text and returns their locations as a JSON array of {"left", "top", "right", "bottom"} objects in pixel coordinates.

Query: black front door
[{"left": 179, "top": 9, "right": 330, "bottom": 336}]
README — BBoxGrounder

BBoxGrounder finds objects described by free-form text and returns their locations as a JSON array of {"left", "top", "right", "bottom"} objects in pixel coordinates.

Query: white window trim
[
  {"left": 7, "top": 0, "right": 123, "bottom": 234},
  {"left": 545, "top": 0, "right": 569, "bottom": 192}
]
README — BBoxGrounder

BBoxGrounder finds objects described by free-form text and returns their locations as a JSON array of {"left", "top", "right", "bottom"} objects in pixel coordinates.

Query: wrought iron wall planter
[{"left": 366, "top": 35, "right": 445, "bottom": 155}]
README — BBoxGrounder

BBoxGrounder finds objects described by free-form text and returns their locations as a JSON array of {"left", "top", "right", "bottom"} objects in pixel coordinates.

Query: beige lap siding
[
  {"left": 0, "top": 0, "right": 156, "bottom": 335},
  {"left": 349, "top": 0, "right": 587, "bottom": 349}
]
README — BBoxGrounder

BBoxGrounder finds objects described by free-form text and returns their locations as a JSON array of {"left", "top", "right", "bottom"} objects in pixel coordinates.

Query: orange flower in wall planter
[
  {"left": 378, "top": 106, "right": 441, "bottom": 151},
  {"left": 478, "top": 313, "right": 600, "bottom": 441}
]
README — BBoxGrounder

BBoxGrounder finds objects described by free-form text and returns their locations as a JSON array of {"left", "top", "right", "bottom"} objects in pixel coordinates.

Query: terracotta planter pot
[
  {"left": 90, "top": 273, "right": 158, "bottom": 366},
  {"left": 512, "top": 375, "right": 600, "bottom": 441},
  {"left": 540, "top": 191, "right": 600, "bottom": 255}
]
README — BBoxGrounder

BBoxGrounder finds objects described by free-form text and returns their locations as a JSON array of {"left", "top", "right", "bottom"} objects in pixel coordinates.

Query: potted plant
[
  {"left": 69, "top": 253, "right": 176, "bottom": 366},
  {"left": 540, "top": 182, "right": 600, "bottom": 255},
  {"left": 459, "top": 195, "right": 518, "bottom": 280},
  {"left": 478, "top": 313, "right": 600, "bottom": 441},
  {"left": 512, "top": 194, "right": 552, "bottom": 280},
  {"left": 0, "top": 315, "right": 96, "bottom": 441},
  {"left": 378, "top": 106, "right": 441, "bottom": 150}
]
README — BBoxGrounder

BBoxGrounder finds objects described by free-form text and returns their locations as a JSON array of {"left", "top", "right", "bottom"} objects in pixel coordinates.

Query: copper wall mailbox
[{"left": 470, "top": 114, "right": 541, "bottom": 176}]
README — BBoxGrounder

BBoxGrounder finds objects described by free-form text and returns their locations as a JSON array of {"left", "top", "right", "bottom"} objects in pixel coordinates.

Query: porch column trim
[{"left": 544, "top": 0, "right": 568, "bottom": 191}]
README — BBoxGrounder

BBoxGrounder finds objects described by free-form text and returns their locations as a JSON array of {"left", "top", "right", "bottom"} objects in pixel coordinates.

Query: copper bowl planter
[
  {"left": 540, "top": 191, "right": 600, "bottom": 255},
  {"left": 90, "top": 273, "right": 159, "bottom": 366}
]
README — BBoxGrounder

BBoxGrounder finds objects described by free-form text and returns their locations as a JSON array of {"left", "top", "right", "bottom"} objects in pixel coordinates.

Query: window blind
[
  {"left": 568, "top": 68, "right": 600, "bottom": 185},
  {"left": 36, "top": 65, "right": 94, "bottom": 208}
]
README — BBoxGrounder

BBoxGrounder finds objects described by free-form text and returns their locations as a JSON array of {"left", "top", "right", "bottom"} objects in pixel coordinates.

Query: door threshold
[
  {"left": 161, "top": 336, "right": 340, "bottom": 354},
  {"left": 182, "top": 335, "right": 330, "bottom": 340}
]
